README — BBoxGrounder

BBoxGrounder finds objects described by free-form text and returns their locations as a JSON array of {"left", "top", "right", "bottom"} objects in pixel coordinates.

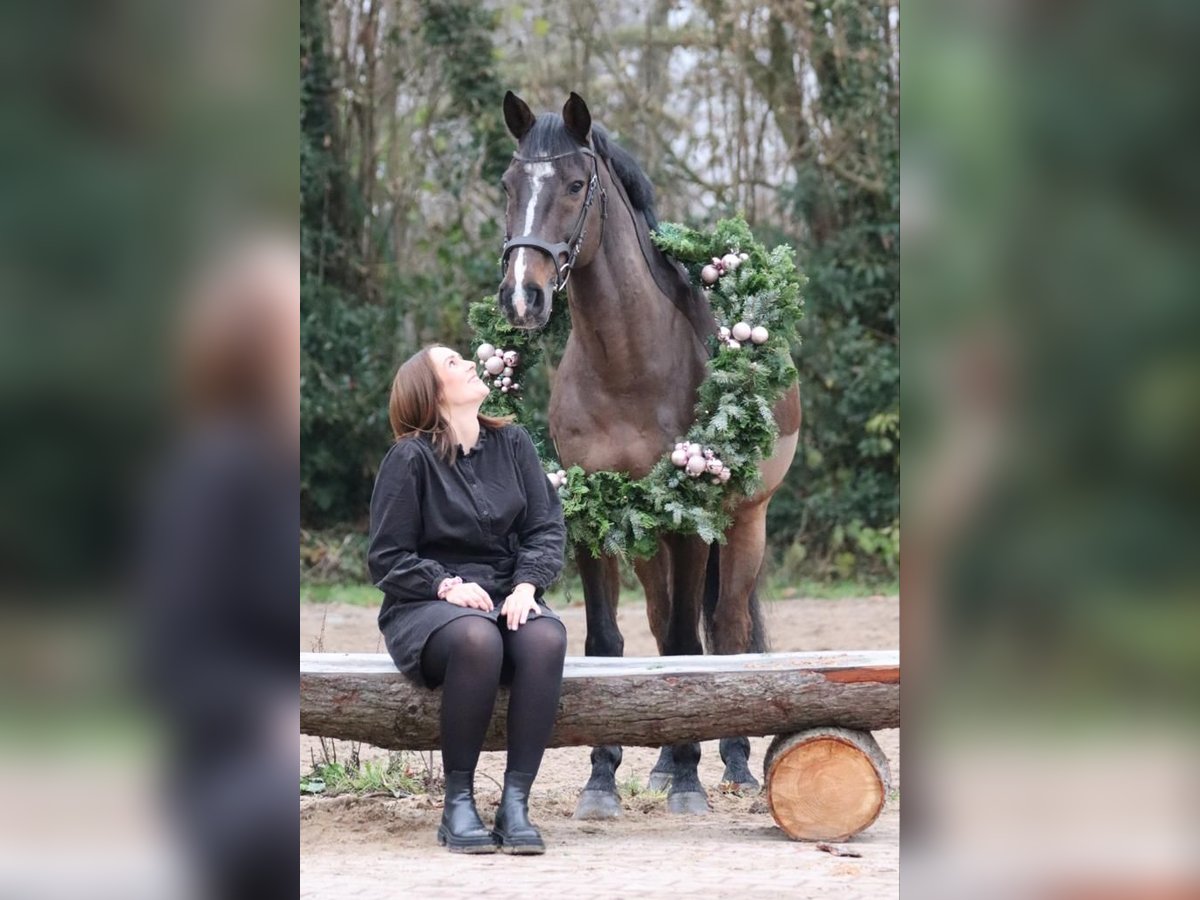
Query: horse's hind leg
[
  {"left": 642, "top": 534, "right": 710, "bottom": 814},
  {"left": 713, "top": 499, "right": 771, "bottom": 792},
  {"left": 574, "top": 547, "right": 625, "bottom": 820}
]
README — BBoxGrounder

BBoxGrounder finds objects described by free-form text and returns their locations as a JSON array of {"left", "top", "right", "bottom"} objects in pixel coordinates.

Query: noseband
[{"left": 500, "top": 146, "right": 607, "bottom": 293}]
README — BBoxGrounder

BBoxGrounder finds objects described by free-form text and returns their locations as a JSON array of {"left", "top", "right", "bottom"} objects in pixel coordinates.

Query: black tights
[{"left": 420, "top": 615, "right": 567, "bottom": 776}]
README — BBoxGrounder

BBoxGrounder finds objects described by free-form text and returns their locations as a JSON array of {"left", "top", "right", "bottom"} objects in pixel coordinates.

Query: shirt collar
[{"left": 454, "top": 423, "right": 490, "bottom": 459}]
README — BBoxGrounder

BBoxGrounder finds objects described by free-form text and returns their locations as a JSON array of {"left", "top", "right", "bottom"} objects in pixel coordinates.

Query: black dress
[{"left": 368, "top": 423, "right": 567, "bottom": 686}]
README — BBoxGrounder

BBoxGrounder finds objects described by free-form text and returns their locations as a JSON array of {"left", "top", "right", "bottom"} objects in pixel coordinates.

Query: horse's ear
[
  {"left": 563, "top": 92, "right": 592, "bottom": 145},
  {"left": 503, "top": 91, "right": 536, "bottom": 142}
]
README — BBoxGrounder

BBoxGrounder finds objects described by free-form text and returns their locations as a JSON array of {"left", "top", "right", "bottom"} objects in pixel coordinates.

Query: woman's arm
[
  {"left": 368, "top": 444, "right": 454, "bottom": 601},
  {"left": 510, "top": 428, "right": 567, "bottom": 591}
]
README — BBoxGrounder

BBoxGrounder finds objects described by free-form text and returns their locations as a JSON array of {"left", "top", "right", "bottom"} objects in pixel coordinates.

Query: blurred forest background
[{"left": 301, "top": 0, "right": 898, "bottom": 588}]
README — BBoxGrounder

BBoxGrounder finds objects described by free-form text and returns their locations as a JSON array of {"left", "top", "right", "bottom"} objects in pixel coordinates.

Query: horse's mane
[{"left": 520, "top": 116, "right": 659, "bottom": 231}]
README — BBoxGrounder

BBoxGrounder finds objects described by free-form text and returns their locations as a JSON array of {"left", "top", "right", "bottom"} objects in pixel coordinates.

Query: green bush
[{"left": 300, "top": 528, "right": 371, "bottom": 585}]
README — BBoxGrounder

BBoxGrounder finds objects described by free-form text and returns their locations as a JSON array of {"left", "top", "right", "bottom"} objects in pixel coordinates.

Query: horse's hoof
[
  {"left": 666, "top": 790, "right": 711, "bottom": 815},
  {"left": 721, "top": 769, "right": 761, "bottom": 794},
  {"left": 573, "top": 790, "right": 621, "bottom": 820},
  {"left": 646, "top": 771, "right": 672, "bottom": 793},
  {"left": 720, "top": 779, "right": 761, "bottom": 795}
]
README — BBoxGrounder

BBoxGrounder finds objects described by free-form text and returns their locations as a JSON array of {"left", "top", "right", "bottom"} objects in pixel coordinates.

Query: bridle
[{"left": 500, "top": 145, "right": 608, "bottom": 293}]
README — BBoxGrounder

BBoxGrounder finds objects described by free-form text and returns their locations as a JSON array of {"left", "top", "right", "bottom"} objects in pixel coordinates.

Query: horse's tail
[
  {"left": 748, "top": 573, "right": 768, "bottom": 653},
  {"left": 702, "top": 542, "right": 769, "bottom": 654},
  {"left": 702, "top": 542, "right": 720, "bottom": 652}
]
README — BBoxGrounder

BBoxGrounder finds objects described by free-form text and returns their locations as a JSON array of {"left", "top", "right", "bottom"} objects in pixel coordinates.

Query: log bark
[
  {"left": 301, "top": 651, "right": 899, "bottom": 751},
  {"left": 764, "top": 727, "right": 892, "bottom": 842}
]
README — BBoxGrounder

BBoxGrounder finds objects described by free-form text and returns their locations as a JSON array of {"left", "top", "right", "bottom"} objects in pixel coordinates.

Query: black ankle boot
[
  {"left": 437, "top": 770, "right": 497, "bottom": 854},
  {"left": 492, "top": 771, "right": 545, "bottom": 855}
]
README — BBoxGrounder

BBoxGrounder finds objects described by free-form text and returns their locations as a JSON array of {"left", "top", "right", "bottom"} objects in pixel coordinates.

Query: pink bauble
[
  {"left": 503, "top": 350, "right": 520, "bottom": 367},
  {"left": 750, "top": 326, "right": 769, "bottom": 344},
  {"left": 687, "top": 442, "right": 703, "bottom": 458},
  {"left": 502, "top": 366, "right": 514, "bottom": 377},
  {"left": 719, "top": 468, "right": 732, "bottom": 483},
  {"left": 557, "top": 469, "right": 566, "bottom": 479},
  {"left": 738, "top": 252, "right": 749, "bottom": 261},
  {"left": 722, "top": 253, "right": 740, "bottom": 271},
  {"left": 718, "top": 326, "right": 731, "bottom": 340},
  {"left": 712, "top": 477, "right": 721, "bottom": 485},
  {"left": 701, "top": 265, "right": 719, "bottom": 285},
  {"left": 725, "top": 339, "right": 741, "bottom": 350},
  {"left": 703, "top": 448, "right": 715, "bottom": 459},
  {"left": 671, "top": 449, "right": 689, "bottom": 467},
  {"left": 500, "top": 376, "right": 512, "bottom": 387},
  {"left": 476, "top": 343, "right": 495, "bottom": 361},
  {"left": 706, "top": 458, "right": 723, "bottom": 474},
  {"left": 484, "top": 356, "right": 505, "bottom": 375},
  {"left": 686, "top": 456, "right": 707, "bottom": 476},
  {"left": 546, "top": 472, "right": 560, "bottom": 488},
  {"left": 510, "top": 382, "right": 520, "bottom": 391},
  {"left": 732, "top": 322, "right": 752, "bottom": 342}
]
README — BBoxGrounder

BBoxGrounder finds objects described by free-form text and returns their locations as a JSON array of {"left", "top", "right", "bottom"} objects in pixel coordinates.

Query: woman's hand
[
  {"left": 443, "top": 581, "right": 493, "bottom": 611},
  {"left": 501, "top": 583, "right": 541, "bottom": 631}
]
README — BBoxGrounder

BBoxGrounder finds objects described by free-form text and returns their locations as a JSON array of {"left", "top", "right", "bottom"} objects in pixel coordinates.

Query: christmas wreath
[{"left": 468, "top": 216, "right": 804, "bottom": 559}]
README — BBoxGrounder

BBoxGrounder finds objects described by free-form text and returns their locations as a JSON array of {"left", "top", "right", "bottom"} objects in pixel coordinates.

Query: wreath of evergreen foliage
[{"left": 468, "top": 216, "right": 805, "bottom": 559}]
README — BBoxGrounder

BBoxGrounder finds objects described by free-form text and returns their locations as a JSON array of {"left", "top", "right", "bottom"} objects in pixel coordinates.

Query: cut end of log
[{"left": 764, "top": 728, "right": 890, "bottom": 842}]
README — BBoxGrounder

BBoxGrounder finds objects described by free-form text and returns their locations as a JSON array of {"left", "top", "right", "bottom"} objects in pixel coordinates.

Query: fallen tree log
[
  {"left": 300, "top": 650, "right": 899, "bottom": 751},
  {"left": 764, "top": 726, "right": 892, "bottom": 841}
]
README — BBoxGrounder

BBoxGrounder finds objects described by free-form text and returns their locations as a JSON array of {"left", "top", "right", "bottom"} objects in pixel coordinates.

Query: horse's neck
[
  {"left": 562, "top": 183, "right": 707, "bottom": 394},
  {"left": 551, "top": 170, "right": 710, "bottom": 473}
]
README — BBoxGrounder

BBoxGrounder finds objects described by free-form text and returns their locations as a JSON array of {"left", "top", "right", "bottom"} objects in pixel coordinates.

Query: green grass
[
  {"left": 300, "top": 577, "right": 896, "bottom": 608},
  {"left": 761, "top": 577, "right": 898, "bottom": 601},
  {"left": 301, "top": 583, "right": 380, "bottom": 606},
  {"left": 301, "top": 755, "right": 425, "bottom": 798},
  {"left": 617, "top": 775, "right": 666, "bottom": 800}
]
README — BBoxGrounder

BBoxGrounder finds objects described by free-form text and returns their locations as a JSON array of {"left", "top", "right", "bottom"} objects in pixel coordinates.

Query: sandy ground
[{"left": 300, "top": 594, "right": 899, "bottom": 899}]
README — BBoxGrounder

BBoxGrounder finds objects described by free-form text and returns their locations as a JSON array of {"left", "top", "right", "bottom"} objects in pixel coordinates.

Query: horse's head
[{"left": 497, "top": 91, "right": 607, "bottom": 330}]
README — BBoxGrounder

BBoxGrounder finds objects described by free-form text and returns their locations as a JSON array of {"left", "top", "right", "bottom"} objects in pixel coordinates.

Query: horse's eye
[{"left": 569, "top": 180, "right": 585, "bottom": 194}]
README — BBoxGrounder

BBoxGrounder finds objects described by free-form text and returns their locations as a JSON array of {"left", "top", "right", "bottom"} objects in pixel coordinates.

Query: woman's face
[{"left": 429, "top": 346, "right": 489, "bottom": 409}]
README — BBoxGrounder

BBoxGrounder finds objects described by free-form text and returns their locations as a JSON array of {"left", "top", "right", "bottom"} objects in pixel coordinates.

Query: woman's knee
[
  {"left": 511, "top": 618, "right": 567, "bottom": 664},
  {"left": 543, "top": 619, "right": 568, "bottom": 659},
  {"left": 443, "top": 616, "right": 504, "bottom": 665}
]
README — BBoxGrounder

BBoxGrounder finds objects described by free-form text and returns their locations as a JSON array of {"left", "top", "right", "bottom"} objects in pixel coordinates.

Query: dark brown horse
[{"left": 496, "top": 91, "right": 801, "bottom": 818}]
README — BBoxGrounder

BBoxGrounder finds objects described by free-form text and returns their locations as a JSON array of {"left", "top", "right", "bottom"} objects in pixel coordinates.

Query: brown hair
[
  {"left": 387, "top": 345, "right": 512, "bottom": 463},
  {"left": 178, "top": 235, "right": 296, "bottom": 426}
]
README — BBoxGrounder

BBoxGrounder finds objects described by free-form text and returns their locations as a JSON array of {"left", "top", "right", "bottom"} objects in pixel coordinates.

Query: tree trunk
[
  {"left": 301, "top": 651, "right": 898, "bottom": 751},
  {"left": 764, "top": 726, "right": 891, "bottom": 842}
]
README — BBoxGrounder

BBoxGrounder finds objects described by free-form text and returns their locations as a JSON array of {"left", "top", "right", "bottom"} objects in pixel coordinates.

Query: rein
[{"left": 500, "top": 146, "right": 607, "bottom": 293}]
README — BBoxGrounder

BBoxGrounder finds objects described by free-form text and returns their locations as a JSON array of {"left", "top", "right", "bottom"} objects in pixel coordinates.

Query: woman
[{"left": 368, "top": 345, "right": 568, "bottom": 855}]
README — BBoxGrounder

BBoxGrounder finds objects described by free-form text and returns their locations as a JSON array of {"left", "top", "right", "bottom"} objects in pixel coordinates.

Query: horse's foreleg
[
  {"left": 645, "top": 535, "right": 711, "bottom": 813},
  {"left": 581, "top": 548, "right": 623, "bottom": 659},
  {"left": 714, "top": 500, "right": 771, "bottom": 792},
  {"left": 631, "top": 547, "right": 676, "bottom": 793},
  {"left": 574, "top": 547, "right": 625, "bottom": 820}
]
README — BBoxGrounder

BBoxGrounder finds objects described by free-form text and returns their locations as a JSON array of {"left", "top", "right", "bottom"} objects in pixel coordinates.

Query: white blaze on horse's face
[{"left": 511, "top": 160, "right": 555, "bottom": 320}]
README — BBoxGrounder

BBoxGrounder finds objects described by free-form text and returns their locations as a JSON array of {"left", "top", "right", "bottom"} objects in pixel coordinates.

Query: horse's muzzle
[{"left": 498, "top": 282, "right": 552, "bottom": 330}]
